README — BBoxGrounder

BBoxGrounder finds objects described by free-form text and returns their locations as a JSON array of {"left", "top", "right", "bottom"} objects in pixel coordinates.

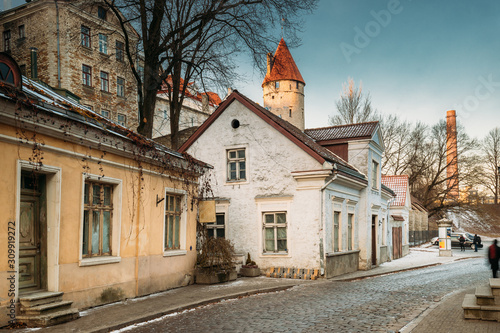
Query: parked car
[
  {"left": 449, "top": 233, "right": 474, "bottom": 248},
  {"left": 431, "top": 236, "right": 439, "bottom": 245}
]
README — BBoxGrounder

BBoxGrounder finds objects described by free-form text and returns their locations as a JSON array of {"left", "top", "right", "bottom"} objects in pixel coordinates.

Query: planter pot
[
  {"left": 240, "top": 266, "right": 261, "bottom": 277},
  {"left": 195, "top": 268, "right": 237, "bottom": 284}
]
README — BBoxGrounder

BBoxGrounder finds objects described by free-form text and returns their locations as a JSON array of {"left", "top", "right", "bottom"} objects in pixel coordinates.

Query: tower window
[
  {"left": 271, "top": 95, "right": 274, "bottom": 99},
  {"left": 289, "top": 109, "right": 292, "bottom": 117},
  {"left": 296, "top": 81, "right": 299, "bottom": 89},
  {"left": 275, "top": 81, "right": 279, "bottom": 89}
]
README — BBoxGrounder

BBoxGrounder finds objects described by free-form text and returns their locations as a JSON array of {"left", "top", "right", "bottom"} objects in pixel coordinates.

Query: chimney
[
  {"left": 266, "top": 53, "right": 274, "bottom": 75},
  {"left": 446, "top": 110, "right": 459, "bottom": 200},
  {"left": 202, "top": 94, "right": 209, "bottom": 113},
  {"left": 30, "top": 47, "right": 38, "bottom": 80}
]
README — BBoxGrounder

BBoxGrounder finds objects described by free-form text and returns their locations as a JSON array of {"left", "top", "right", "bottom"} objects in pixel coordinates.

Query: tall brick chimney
[{"left": 446, "top": 110, "right": 459, "bottom": 200}]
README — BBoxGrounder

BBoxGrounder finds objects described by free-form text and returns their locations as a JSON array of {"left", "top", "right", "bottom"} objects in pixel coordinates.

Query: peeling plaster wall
[{"left": 187, "top": 100, "right": 325, "bottom": 269}]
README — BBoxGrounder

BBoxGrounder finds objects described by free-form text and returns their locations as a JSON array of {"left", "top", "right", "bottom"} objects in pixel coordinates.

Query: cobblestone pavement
[{"left": 117, "top": 258, "right": 491, "bottom": 333}]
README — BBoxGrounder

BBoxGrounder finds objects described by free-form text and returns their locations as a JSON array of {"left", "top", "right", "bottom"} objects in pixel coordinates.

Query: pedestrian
[
  {"left": 459, "top": 235, "right": 466, "bottom": 251},
  {"left": 488, "top": 239, "right": 500, "bottom": 278},
  {"left": 473, "top": 234, "right": 479, "bottom": 252}
]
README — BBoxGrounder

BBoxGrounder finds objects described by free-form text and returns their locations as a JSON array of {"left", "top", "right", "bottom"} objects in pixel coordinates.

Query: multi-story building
[{"left": 0, "top": 0, "right": 140, "bottom": 129}]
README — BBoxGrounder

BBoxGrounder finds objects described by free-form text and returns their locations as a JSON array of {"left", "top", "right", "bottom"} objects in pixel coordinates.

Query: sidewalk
[{"left": 11, "top": 244, "right": 500, "bottom": 332}]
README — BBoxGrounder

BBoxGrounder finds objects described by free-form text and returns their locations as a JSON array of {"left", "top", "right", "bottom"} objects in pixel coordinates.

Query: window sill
[
  {"left": 225, "top": 180, "right": 249, "bottom": 186},
  {"left": 163, "top": 249, "right": 187, "bottom": 257},
  {"left": 79, "top": 256, "right": 121, "bottom": 267},
  {"left": 260, "top": 253, "right": 289, "bottom": 257}
]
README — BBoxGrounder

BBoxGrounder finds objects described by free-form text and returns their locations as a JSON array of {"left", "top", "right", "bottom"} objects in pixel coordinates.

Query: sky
[
  {"left": 2, "top": 0, "right": 499, "bottom": 139},
  {"left": 232, "top": 0, "right": 500, "bottom": 140}
]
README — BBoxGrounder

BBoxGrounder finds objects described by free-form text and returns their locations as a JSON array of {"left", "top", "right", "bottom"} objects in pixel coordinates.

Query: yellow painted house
[{"left": 0, "top": 53, "right": 208, "bottom": 327}]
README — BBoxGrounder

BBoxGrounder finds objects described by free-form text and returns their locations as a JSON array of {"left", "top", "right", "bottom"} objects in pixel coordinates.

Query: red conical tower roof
[{"left": 262, "top": 38, "right": 305, "bottom": 86}]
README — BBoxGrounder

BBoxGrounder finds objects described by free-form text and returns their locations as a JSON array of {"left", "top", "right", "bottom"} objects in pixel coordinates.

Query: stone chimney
[
  {"left": 266, "top": 53, "right": 274, "bottom": 75},
  {"left": 446, "top": 110, "right": 459, "bottom": 200}
]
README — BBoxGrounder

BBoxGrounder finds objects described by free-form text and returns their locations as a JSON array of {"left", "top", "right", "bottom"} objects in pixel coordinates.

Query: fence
[{"left": 409, "top": 230, "right": 438, "bottom": 247}]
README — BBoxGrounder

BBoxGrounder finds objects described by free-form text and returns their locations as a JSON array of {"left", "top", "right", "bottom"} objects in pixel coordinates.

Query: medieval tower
[
  {"left": 446, "top": 110, "right": 459, "bottom": 200},
  {"left": 262, "top": 38, "right": 305, "bottom": 131}
]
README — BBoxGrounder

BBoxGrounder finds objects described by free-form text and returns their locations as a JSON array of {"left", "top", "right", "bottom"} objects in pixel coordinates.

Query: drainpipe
[
  {"left": 319, "top": 164, "right": 338, "bottom": 276},
  {"left": 30, "top": 47, "right": 38, "bottom": 80},
  {"left": 54, "top": 0, "right": 61, "bottom": 88},
  {"left": 135, "top": 171, "right": 142, "bottom": 296}
]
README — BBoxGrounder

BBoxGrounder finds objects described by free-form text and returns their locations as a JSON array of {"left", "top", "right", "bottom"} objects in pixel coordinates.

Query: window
[
  {"left": 163, "top": 109, "right": 168, "bottom": 119},
  {"left": 3, "top": 30, "right": 11, "bottom": 51},
  {"left": 82, "top": 181, "right": 113, "bottom": 257},
  {"left": 81, "top": 26, "right": 90, "bottom": 48},
  {"left": 82, "top": 64, "right": 92, "bottom": 86},
  {"left": 116, "top": 41, "right": 124, "bottom": 62},
  {"left": 117, "top": 113, "right": 126, "bottom": 126},
  {"left": 18, "top": 25, "right": 25, "bottom": 39},
  {"left": 206, "top": 213, "right": 225, "bottom": 239},
  {"left": 99, "top": 33, "right": 107, "bottom": 54},
  {"left": 116, "top": 77, "right": 124, "bottom": 97},
  {"left": 296, "top": 81, "right": 299, "bottom": 89},
  {"left": 333, "top": 211, "right": 340, "bottom": 252},
  {"left": 227, "top": 148, "right": 246, "bottom": 181},
  {"left": 101, "top": 110, "right": 109, "bottom": 118},
  {"left": 164, "top": 194, "right": 182, "bottom": 250},
  {"left": 100, "top": 71, "right": 109, "bottom": 92},
  {"left": 289, "top": 109, "right": 292, "bottom": 117},
  {"left": 263, "top": 212, "right": 287, "bottom": 253},
  {"left": 348, "top": 213, "right": 354, "bottom": 251},
  {"left": 371, "top": 160, "right": 379, "bottom": 189},
  {"left": 275, "top": 81, "right": 279, "bottom": 89},
  {"left": 98, "top": 6, "right": 107, "bottom": 20}
]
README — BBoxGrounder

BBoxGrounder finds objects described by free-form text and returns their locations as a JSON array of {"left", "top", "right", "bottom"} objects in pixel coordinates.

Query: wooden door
[
  {"left": 392, "top": 227, "right": 402, "bottom": 259},
  {"left": 371, "top": 215, "right": 377, "bottom": 266},
  {"left": 19, "top": 195, "right": 41, "bottom": 292}
]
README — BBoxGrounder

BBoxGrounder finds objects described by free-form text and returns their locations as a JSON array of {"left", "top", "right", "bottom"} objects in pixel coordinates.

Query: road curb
[{"left": 91, "top": 285, "right": 297, "bottom": 333}]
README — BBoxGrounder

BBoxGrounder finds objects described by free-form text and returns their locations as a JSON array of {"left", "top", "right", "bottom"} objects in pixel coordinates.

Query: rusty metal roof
[{"left": 305, "top": 121, "right": 379, "bottom": 142}]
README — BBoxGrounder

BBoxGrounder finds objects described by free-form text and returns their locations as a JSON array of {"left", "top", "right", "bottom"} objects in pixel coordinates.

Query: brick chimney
[{"left": 446, "top": 110, "right": 459, "bottom": 200}]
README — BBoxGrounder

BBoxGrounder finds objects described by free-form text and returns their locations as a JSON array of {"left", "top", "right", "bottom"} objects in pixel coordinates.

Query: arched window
[{"left": 0, "top": 52, "right": 22, "bottom": 90}]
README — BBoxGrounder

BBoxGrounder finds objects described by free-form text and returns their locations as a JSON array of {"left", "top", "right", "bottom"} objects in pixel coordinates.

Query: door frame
[{"left": 16, "top": 161, "right": 61, "bottom": 299}]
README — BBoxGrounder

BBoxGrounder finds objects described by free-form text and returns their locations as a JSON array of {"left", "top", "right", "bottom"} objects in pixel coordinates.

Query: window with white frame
[
  {"left": 348, "top": 213, "right": 354, "bottom": 251},
  {"left": 263, "top": 212, "right": 287, "bottom": 253},
  {"left": 371, "top": 160, "right": 379, "bottom": 189},
  {"left": 99, "top": 33, "right": 108, "bottom": 54},
  {"left": 206, "top": 213, "right": 225, "bottom": 239},
  {"left": 82, "top": 181, "right": 113, "bottom": 257},
  {"left": 164, "top": 193, "right": 182, "bottom": 250},
  {"left": 333, "top": 211, "right": 340, "bottom": 252},
  {"left": 227, "top": 148, "right": 246, "bottom": 181}
]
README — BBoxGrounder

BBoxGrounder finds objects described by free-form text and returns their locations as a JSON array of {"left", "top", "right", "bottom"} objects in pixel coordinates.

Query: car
[
  {"left": 431, "top": 236, "right": 439, "bottom": 245},
  {"left": 449, "top": 233, "right": 474, "bottom": 248}
]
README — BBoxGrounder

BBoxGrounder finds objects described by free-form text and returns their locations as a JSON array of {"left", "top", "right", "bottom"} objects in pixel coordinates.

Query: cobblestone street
[{"left": 118, "top": 257, "right": 491, "bottom": 333}]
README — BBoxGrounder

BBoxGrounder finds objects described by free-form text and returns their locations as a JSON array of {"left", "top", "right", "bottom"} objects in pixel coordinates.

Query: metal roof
[{"left": 305, "top": 121, "right": 379, "bottom": 142}]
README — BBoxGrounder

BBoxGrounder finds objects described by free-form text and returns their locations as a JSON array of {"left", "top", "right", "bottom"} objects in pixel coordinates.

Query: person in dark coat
[
  {"left": 459, "top": 235, "right": 466, "bottom": 251},
  {"left": 473, "top": 234, "right": 480, "bottom": 252},
  {"left": 488, "top": 239, "right": 500, "bottom": 278}
]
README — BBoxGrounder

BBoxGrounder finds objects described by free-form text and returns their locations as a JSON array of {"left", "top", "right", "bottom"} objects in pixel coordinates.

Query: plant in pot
[
  {"left": 240, "top": 253, "right": 260, "bottom": 277},
  {"left": 195, "top": 235, "right": 237, "bottom": 284}
]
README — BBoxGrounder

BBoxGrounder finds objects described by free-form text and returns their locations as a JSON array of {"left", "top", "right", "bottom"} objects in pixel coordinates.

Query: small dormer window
[{"left": 98, "top": 6, "right": 107, "bottom": 20}]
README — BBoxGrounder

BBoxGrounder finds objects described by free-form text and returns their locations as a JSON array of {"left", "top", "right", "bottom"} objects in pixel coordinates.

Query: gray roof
[{"left": 305, "top": 121, "right": 379, "bottom": 142}]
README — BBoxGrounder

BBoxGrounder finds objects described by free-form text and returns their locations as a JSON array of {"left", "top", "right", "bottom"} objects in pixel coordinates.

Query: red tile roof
[
  {"left": 305, "top": 121, "right": 379, "bottom": 142},
  {"left": 262, "top": 38, "right": 305, "bottom": 86},
  {"left": 158, "top": 75, "right": 221, "bottom": 107},
  {"left": 381, "top": 175, "right": 409, "bottom": 207}
]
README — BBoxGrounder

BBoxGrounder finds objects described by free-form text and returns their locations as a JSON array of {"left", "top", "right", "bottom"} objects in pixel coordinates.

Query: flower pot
[
  {"left": 240, "top": 266, "right": 261, "bottom": 277},
  {"left": 195, "top": 268, "right": 237, "bottom": 284}
]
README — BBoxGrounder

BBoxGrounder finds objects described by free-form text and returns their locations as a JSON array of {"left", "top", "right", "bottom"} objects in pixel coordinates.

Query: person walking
[
  {"left": 488, "top": 239, "right": 500, "bottom": 278},
  {"left": 473, "top": 234, "right": 479, "bottom": 252},
  {"left": 459, "top": 235, "right": 466, "bottom": 251}
]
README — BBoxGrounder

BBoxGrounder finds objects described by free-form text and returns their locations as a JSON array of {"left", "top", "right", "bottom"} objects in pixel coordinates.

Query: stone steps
[
  {"left": 17, "top": 291, "right": 79, "bottom": 327},
  {"left": 463, "top": 278, "right": 500, "bottom": 322}
]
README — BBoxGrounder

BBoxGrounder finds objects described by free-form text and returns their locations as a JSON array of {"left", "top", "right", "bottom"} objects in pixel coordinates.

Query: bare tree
[
  {"left": 482, "top": 127, "right": 500, "bottom": 204},
  {"left": 101, "top": 0, "right": 317, "bottom": 149},
  {"left": 329, "top": 78, "right": 377, "bottom": 125}
]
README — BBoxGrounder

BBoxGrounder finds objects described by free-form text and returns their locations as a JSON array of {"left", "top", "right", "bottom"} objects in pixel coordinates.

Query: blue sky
[
  {"left": 235, "top": 0, "right": 500, "bottom": 139},
  {"left": 3, "top": 0, "right": 498, "bottom": 138}
]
